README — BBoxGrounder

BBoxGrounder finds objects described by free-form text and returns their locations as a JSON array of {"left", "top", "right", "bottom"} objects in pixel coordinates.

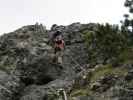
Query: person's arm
[{"left": 63, "top": 41, "right": 65, "bottom": 50}]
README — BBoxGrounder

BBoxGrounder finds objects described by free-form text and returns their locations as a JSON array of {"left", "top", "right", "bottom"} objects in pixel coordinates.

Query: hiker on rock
[{"left": 53, "top": 30, "right": 65, "bottom": 65}]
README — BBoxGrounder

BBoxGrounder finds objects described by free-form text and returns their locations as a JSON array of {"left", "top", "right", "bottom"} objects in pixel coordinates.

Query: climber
[{"left": 52, "top": 30, "right": 65, "bottom": 65}]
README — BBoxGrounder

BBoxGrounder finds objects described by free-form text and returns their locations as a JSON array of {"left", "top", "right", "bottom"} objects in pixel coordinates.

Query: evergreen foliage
[{"left": 83, "top": 23, "right": 128, "bottom": 64}]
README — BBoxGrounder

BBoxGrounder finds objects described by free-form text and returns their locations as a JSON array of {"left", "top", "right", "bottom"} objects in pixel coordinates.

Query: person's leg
[
  {"left": 57, "top": 51, "right": 63, "bottom": 64},
  {"left": 53, "top": 48, "right": 57, "bottom": 63},
  {"left": 58, "top": 56, "right": 62, "bottom": 64}
]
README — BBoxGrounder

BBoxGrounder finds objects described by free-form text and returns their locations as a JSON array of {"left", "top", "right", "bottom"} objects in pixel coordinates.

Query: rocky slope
[{"left": 0, "top": 23, "right": 133, "bottom": 100}]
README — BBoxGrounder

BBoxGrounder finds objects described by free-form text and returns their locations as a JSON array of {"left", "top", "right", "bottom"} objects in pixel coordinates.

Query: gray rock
[
  {"left": 0, "top": 70, "right": 20, "bottom": 100},
  {"left": 20, "top": 79, "right": 73, "bottom": 100}
]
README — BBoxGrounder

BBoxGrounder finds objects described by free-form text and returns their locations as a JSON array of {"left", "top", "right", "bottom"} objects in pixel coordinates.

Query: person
[{"left": 53, "top": 31, "right": 65, "bottom": 65}]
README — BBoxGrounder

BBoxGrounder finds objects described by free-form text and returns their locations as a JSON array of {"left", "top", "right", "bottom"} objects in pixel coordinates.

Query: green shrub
[
  {"left": 83, "top": 23, "right": 128, "bottom": 64},
  {"left": 90, "top": 64, "right": 128, "bottom": 82}
]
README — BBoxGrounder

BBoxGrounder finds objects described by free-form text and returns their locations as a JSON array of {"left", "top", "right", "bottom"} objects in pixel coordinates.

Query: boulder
[{"left": 20, "top": 79, "right": 73, "bottom": 100}]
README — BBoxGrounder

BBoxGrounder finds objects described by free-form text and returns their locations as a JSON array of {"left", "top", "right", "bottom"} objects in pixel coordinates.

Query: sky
[{"left": 0, "top": 0, "right": 127, "bottom": 34}]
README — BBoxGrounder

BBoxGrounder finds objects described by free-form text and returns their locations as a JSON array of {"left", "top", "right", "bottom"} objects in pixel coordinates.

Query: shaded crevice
[
  {"left": 14, "top": 76, "right": 54, "bottom": 100},
  {"left": 20, "top": 76, "right": 54, "bottom": 86},
  {"left": 35, "top": 76, "right": 54, "bottom": 85},
  {"left": 20, "top": 77, "right": 35, "bottom": 86}
]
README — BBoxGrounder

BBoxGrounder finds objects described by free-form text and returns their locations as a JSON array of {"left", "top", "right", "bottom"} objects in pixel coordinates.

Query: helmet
[{"left": 53, "top": 30, "right": 62, "bottom": 38}]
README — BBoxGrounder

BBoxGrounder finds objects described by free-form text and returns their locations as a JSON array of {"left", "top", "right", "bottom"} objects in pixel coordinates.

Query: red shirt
[{"left": 54, "top": 40, "right": 65, "bottom": 49}]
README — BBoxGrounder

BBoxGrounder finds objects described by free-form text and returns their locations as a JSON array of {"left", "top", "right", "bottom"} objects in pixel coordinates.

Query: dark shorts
[{"left": 54, "top": 47, "right": 61, "bottom": 53}]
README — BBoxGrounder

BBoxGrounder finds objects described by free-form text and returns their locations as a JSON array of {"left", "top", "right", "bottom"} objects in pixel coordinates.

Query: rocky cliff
[{"left": 0, "top": 23, "right": 133, "bottom": 100}]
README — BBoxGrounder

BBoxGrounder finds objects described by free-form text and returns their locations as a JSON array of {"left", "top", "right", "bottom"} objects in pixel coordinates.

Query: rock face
[
  {"left": 0, "top": 23, "right": 91, "bottom": 100},
  {"left": 0, "top": 23, "right": 133, "bottom": 100},
  {"left": 20, "top": 79, "right": 74, "bottom": 100},
  {"left": 0, "top": 70, "right": 20, "bottom": 100}
]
